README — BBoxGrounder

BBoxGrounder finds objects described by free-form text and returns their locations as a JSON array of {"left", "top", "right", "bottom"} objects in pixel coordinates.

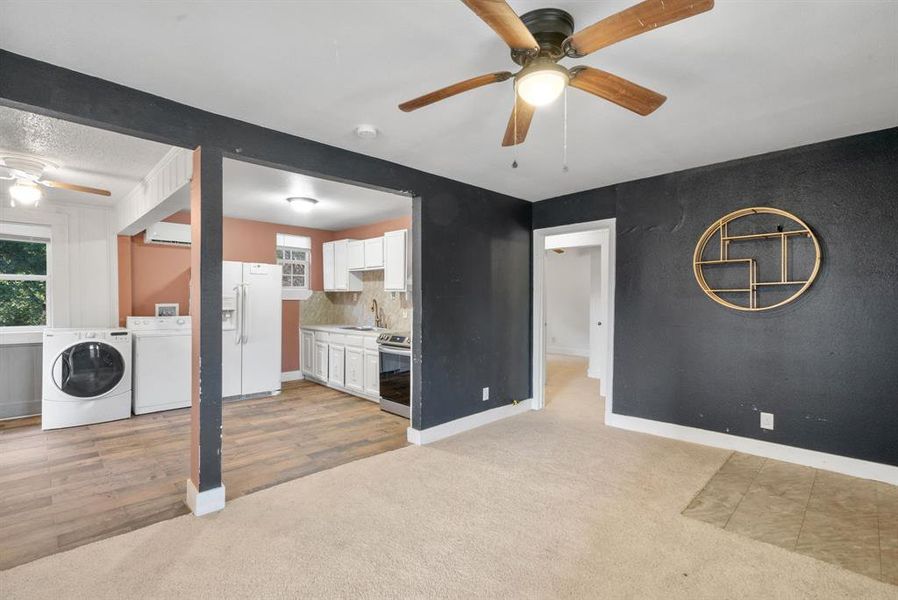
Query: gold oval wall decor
[{"left": 693, "top": 207, "right": 821, "bottom": 311}]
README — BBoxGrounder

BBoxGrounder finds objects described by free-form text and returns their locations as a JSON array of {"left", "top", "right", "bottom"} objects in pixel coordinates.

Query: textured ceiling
[
  {"left": 223, "top": 158, "right": 411, "bottom": 230},
  {"left": 1, "top": 1, "right": 896, "bottom": 201},
  {"left": 0, "top": 105, "right": 172, "bottom": 207}
]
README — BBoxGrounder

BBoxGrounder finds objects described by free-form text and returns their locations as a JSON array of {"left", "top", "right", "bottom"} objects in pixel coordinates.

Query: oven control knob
[{"left": 177, "top": 318, "right": 186, "bottom": 325}]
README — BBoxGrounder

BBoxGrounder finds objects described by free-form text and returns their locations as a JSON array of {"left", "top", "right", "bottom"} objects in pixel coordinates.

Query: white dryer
[
  {"left": 127, "top": 316, "right": 192, "bottom": 414},
  {"left": 42, "top": 328, "right": 132, "bottom": 430}
]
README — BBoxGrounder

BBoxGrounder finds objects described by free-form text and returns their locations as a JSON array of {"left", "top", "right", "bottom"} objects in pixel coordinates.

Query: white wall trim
[
  {"left": 281, "top": 370, "right": 304, "bottom": 382},
  {"left": 532, "top": 218, "right": 615, "bottom": 418},
  {"left": 185, "top": 479, "right": 226, "bottom": 516},
  {"left": 407, "top": 398, "right": 533, "bottom": 445},
  {"left": 546, "top": 345, "right": 589, "bottom": 358},
  {"left": 606, "top": 413, "right": 898, "bottom": 486}
]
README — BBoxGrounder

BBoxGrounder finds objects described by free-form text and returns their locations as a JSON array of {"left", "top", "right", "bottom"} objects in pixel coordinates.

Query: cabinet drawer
[
  {"left": 344, "top": 334, "right": 364, "bottom": 348},
  {"left": 314, "top": 331, "right": 329, "bottom": 343},
  {"left": 328, "top": 333, "right": 346, "bottom": 345},
  {"left": 364, "top": 337, "right": 379, "bottom": 350}
]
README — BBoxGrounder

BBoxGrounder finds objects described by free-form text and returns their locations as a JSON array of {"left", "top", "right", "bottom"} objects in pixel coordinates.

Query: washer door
[{"left": 53, "top": 341, "right": 125, "bottom": 398}]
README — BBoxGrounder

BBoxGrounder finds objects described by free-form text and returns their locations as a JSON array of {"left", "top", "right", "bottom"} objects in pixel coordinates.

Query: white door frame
[{"left": 532, "top": 218, "right": 616, "bottom": 422}]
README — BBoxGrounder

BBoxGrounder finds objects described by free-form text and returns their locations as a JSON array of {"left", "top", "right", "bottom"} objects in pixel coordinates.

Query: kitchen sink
[{"left": 340, "top": 326, "right": 378, "bottom": 331}]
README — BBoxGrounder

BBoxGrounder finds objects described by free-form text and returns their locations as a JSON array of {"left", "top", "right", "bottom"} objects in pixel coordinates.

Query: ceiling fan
[
  {"left": 0, "top": 155, "right": 111, "bottom": 207},
  {"left": 398, "top": 0, "right": 714, "bottom": 147}
]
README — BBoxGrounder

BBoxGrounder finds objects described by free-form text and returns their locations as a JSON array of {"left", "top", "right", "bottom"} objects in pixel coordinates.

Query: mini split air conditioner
[{"left": 144, "top": 222, "right": 191, "bottom": 246}]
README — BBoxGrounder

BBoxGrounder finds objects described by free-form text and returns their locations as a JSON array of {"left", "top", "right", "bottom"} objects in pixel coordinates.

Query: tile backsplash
[{"left": 300, "top": 271, "right": 412, "bottom": 332}]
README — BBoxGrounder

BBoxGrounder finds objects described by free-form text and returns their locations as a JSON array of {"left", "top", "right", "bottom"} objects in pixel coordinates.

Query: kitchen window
[
  {"left": 0, "top": 223, "right": 52, "bottom": 331},
  {"left": 276, "top": 233, "right": 312, "bottom": 300}
]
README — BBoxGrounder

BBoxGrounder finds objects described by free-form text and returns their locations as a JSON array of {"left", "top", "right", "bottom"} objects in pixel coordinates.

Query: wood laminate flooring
[{"left": 0, "top": 381, "right": 408, "bottom": 570}]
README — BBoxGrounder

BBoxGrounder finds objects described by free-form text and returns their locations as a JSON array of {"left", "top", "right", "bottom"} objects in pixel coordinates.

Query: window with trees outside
[{"left": 0, "top": 237, "right": 49, "bottom": 328}]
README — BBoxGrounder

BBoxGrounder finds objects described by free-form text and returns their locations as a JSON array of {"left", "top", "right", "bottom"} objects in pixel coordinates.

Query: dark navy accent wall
[
  {"left": 531, "top": 185, "right": 616, "bottom": 229},
  {"left": 0, "top": 50, "right": 532, "bottom": 432},
  {"left": 534, "top": 128, "right": 898, "bottom": 466}
]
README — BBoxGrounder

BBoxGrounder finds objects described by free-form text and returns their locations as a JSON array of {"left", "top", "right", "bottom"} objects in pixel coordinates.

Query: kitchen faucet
[{"left": 370, "top": 299, "right": 385, "bottom": 328}]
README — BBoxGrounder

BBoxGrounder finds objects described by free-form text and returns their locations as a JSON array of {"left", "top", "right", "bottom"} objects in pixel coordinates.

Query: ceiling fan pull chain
[
  {"left": 562, "top": 87, "right": 569, "bottom": 173},
  {"left": 512, "top": 84, "right": 519, "bottom": 169}
]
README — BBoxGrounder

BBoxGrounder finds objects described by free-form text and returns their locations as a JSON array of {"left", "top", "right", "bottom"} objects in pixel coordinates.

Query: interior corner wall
[
  {"left": 417, "top": 187, "right": 532, "bottom": 429},
  {"left": 545, "top": 248, "right": 591, "bottom": 357},
  {"left": 532, "top": 127, "right": 898, "bottom": 468}
]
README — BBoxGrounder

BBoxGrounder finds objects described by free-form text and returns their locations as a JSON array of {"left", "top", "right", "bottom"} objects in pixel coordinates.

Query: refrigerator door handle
[
  {"left": 241, "top": 283, "right": 249, "bottom": 345},
  {"left": 233, "top": 285, "right": 242, "bottom": 345}
]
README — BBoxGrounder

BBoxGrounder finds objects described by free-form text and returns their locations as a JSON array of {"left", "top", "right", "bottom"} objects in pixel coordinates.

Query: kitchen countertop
[{"left": 300, "top": 324, "right": 388, "bottom": 337}]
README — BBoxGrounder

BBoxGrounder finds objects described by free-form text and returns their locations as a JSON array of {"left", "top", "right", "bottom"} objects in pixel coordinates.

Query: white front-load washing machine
[{"left": 42, "top": 328, "right": 132, "bottom": 430}]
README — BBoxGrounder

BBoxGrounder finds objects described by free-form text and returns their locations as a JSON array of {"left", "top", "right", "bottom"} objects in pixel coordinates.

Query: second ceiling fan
[{"left": 399, "top": 0, "right": 714, "bottom": 146}]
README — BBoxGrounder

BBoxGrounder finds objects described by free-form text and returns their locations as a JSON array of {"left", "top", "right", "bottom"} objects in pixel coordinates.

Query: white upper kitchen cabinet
[
  {"left": 334, "top": 239, "right": 349, "bottom": 289},
  {"left": 364, "top": 237, "right": 384, "bottom": 269},
  {"left": 384, "top": 229, "right": 409, "bottom": 292},
  {"left": 347, "top": 240, "right": 365, "bottom": 271},
  {"left": 323, "top": 241, "right": 335, "bottom": 291},
  {"left": 323, "top": 239, "right": 362, "bottom": 291}
]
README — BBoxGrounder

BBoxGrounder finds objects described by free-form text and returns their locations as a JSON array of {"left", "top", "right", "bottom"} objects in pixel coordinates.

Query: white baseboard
[
  {"left": 281, "top": 370, "right": 304, "bottom": 382},
  {"left": 546, "top": 345, "right": 589, "bottom": 358},
  {"left": 407, "top": 398, "right": 533, "bottom": 445},
  {"left": 606, "top": 413, "right": 898, "bottom": 486},
  {"left": 185, "top": 479, "right": 226, "bottom": 516}
]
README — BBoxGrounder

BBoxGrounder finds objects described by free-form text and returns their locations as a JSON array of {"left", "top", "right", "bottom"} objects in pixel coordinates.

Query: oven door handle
[{"left": 377, "top": 346, "right": 411, "bottom": 357}]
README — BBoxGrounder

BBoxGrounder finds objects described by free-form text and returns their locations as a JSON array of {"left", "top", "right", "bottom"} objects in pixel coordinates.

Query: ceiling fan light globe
[
  {"left": 516, "top": 67, "right": 568, "bottom": 107},
  {"left": 9, "top": 180, "right": 41, "bottom": 207}
]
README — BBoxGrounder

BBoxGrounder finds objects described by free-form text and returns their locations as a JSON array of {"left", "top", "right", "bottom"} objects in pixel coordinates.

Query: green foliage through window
[{"left": 0, "top": 239, "right": 48, "bottom": 327}]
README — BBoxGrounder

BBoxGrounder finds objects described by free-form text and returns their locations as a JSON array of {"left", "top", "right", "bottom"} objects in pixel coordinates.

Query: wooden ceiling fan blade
[
  {"left": 399, "top": 71, "right": 512, "bottom": 112},
  {"left": 461, "top": 0, "right": 539, "bottom": 51},
  {"left": 39, "top": 180, "right": 112, "bottom": 196},
  {"left": 569, "top": 67, "right": 667, "bottom": 116},
  {"left": 501, "top": 94, "right": 535, "bottom": 147},
  {"left": 565, "top": 0, "right": 714, "bottom": 57}
]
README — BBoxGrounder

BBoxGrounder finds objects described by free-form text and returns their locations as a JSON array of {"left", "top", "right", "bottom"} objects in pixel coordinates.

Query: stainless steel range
[{"left": 376, "top": 332, "right": 410, "bottom": 419}]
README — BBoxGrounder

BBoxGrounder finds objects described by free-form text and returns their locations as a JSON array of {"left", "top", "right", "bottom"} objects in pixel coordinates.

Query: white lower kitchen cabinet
[
  {"left": 364, "top": 349, "right": 379, "bottom": 396},
  {"left": 301, "top": 326, "right": 382, "bottom": 403},
  {"left": 328, "top": 344, "right": 345, "bottom": 386},
  {"left": 345, "top": 346, "right": 364, "bottom": 392},
  {"left": 314, "top": 340, "right": 328, "bottom": 380},
  {"left": 301, "top": 330, "right": 315, "bottom": 373}
]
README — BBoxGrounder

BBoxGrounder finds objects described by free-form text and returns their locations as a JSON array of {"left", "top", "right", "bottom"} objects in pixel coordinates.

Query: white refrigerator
[{"left": 222, "top": 261, "right": 282, "bottom": 399}]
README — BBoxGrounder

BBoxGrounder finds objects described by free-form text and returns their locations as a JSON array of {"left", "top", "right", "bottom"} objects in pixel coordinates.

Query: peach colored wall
[
  {"left": 333, "top": 215, "right": 412, "bottom": 240},
  {"left": 118, "top": 213, "right": 412, "bottom": 373},
  {"left": 116, "top": 236, "right": 133, "bottom": 326}
]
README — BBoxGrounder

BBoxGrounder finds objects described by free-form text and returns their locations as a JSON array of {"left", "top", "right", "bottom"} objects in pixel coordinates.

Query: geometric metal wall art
[{"left": 692, "top": 207, "right": 821, "bottom": 311}]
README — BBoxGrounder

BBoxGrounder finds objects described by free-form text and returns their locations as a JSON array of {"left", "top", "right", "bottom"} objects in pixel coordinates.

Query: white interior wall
[
  {"left": 1, "top": 200, "right": 117, "bottom": 340},
  {"left": 545, "top": 248, "right": 591, "bottom": 357}
]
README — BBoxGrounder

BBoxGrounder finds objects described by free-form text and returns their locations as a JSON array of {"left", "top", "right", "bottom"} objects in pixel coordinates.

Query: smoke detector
[{"left": 355, "top": 124, "right": 378, "bottom": 139}]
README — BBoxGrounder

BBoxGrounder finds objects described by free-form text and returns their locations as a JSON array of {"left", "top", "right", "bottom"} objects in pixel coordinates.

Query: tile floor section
[{"left": 683, "top": 452, "right": 898, "bottom": 585}]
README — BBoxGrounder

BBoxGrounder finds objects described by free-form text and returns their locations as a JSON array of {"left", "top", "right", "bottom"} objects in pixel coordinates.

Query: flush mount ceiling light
[
  {"left": 355, "top": 124, "right": 379, "bottom": 139},
  {"left": 515, "top": 60, "right": 569, "bottom": 107},
  {"left": 287, "top": 196, "right": 319, "bottom": 213},
  {"left": 9, "top": 179, "right": 42, "bottom": 207},
  {"left": 398, "top": 1, "right": 715, "bottom": 146}
]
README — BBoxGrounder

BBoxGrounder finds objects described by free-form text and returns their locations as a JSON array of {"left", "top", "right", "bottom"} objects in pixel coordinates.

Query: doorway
[{"left": 532, "top": 219, "right": 615, "bottom": 419}]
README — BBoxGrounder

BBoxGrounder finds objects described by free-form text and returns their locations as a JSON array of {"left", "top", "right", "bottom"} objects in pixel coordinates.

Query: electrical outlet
[
  {"left": 482, "top": 387, "right": 489, "bottom": 401},
  {"left": 760, "top": 412, "right": 774, "bottom": 430}
]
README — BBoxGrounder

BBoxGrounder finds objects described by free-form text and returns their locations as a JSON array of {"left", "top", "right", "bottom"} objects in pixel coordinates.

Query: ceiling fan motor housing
[{"left": 512, "top": 8, "right": 575, "bottom": 65}]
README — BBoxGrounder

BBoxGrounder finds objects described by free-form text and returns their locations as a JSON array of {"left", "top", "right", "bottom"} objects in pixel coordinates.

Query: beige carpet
[{"left": 1, "top": 355, "right": 894, "bottom": 599}]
